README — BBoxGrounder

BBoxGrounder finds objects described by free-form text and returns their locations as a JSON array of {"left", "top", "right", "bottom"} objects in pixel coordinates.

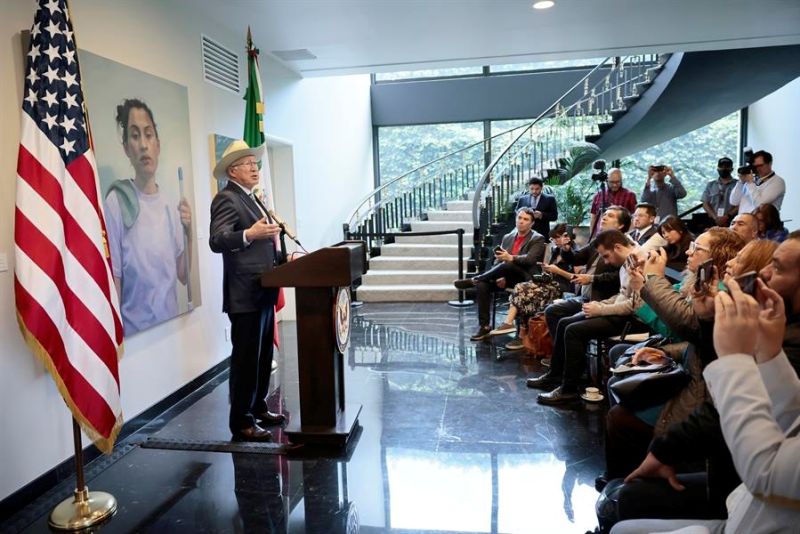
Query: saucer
[{"left": 581, "top": 392, "right": 604, "bottom": 403}]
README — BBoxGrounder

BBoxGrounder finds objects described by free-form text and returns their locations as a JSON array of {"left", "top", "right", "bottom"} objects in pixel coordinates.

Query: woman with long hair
[
  {"left": 657, "top": 215, "right": 692, "bottom": 271},
  {"left": 753, "top": 203, "right": 788, "bottom": 242}
]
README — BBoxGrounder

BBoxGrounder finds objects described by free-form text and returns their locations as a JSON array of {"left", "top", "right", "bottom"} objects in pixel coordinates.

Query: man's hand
[
  {"left": 573, "top": 273, "right": 593, "bottom": 285},
  {"left": 714, "top": 276, "right": 759, "bottom": 357},
  {"left": 496, "top": 277, "right": 507, "bottom": 289},
  {"left": 628, "top": 267, "right": 645, "bottom": 292},
  {"left": 582, "top": 301, "right": 601, "bottom": 317},
  {"left": 740, "top": 172, "right": 755, "bottom": 184},
  {"left": 495, "top": 248, "right": 513, "bottom": 263},
  {"left": 643, "top": 248, "right": 667, "bottom": 277},
  {"left": 178, "top": 198, "right": 192, "bottom": 232},
  {"left": 245, "top": 218, "right": 282, "bottom": 241},
  {"left": 716, "top": 215, "right": 730, "bottom": 227},
  {"left": 666, "top": 165, "right": 676, "bottom": 180},
  {"left": 543, "top": 263, "right": 560, "bottom": 274},
  {"left": 533, "top": 210, "right": 543, "bottom": 219},
  {"left": 754, "top": 279, "right": 787, "bottom": 363},
  {"left": 624, "top": 452, "right": 685, "bottom": 491}
]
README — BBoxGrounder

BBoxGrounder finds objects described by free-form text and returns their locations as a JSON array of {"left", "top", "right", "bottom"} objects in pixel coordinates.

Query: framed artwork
[
  {"left": 79, "top": 50, "right": 202, "bottom": 337},
  {"left": 208, "top": 133, "right": 237, "bottom": 195}
]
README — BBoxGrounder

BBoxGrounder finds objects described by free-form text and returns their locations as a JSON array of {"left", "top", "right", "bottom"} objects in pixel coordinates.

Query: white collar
[{"left": 229, "top": 179, "right": 254, "bottom": 195}]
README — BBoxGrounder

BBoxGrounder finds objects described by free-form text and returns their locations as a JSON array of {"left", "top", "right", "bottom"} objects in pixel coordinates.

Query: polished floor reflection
[{"left": 11, "top": 303, "right": 605, "bottom": 533}]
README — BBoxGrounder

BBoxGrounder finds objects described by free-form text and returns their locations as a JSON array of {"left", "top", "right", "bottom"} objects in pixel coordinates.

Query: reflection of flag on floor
[
  {"left": 244, "top": 27, "right": 285, "bottom": 348},
  {"left": 15, "top": 0, "right": 124, "bottom": 453}
]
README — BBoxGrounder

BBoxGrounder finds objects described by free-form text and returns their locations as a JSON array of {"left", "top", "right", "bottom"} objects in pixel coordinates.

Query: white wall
[
  {"left": 747, "top": 76, "right": 800, "bottom": 231},
  {"left": 0, "top": 0, "right": 373, "bottom": 501}
]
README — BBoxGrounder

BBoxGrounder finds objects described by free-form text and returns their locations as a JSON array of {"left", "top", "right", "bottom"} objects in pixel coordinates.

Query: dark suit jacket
[
  {"left": 629, "top": 225, "right": 658, "bottom": 246},
  {"left": 209, "top": 182, "right": 280, "bottom": 314},
  {"left": 572, "top": 242, "right": 621, "bottom": 301},
  {"left": 514, "top": 193, "right": 558, "bottom": 238},
  {"left": 497, "top": 230, "right": 547, "bottom": 276}
]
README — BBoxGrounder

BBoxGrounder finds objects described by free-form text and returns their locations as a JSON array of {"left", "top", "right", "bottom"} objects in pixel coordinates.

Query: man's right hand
[
  {"left": 573, "top": 273, "right": 593, "bottom": 285},
  {"left": 245, "top": 218, "right": 282, "bottom": 241},
  {"left": 624, "top": 452, "right": 685, "bottom": 491}
]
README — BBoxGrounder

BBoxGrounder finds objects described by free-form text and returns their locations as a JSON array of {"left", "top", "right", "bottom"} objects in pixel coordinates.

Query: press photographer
[
  {"left": 729, "top": 149, "right": 786, "bottom": 215},
  {"left": 641, "top": 163, "right": 686, "bottom": 221}
]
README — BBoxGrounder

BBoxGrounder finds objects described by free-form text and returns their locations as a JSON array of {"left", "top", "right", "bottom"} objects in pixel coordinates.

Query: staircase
[{"left": 357, "top": 199, "right": 471, "bottom": 302}]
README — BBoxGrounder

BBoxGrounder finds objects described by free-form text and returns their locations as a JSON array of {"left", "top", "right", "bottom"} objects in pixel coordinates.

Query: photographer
[
  {"left": 701, "top": 157, "right": 738, "bottom": 227},
  {"left": 641, "top": 164, "right": 686, "bottom": 221},
  {"left": 729, "top": 150, "right": 786, "bottom": 215},
  {"left": 589, "top": 168, "right": 637, "bottom": 238}
]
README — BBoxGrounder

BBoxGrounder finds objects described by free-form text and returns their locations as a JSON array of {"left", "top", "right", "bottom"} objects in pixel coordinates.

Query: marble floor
[{"left": 8, "top": 303, "right": 607, "bottom": 534}]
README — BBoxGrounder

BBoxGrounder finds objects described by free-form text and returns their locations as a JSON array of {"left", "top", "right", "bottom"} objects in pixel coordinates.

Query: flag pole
[
  {"left": 47, "top": 1, "right": 118, "bottom": 529},
  {"left": 48, "top": 419, "right": 117, "bottom": 530}
]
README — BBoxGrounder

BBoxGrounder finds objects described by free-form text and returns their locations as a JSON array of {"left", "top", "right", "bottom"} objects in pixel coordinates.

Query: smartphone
[
  {"left": 493, "top": 246, "right": 503, "bottom": 254},
  {"left": 730, "top": 271, "right": 758, "bottom": 297},
  {"left": 625, "top": 254, "right": 638, "bottom": 270},
  {"left": 694, "top": 259, "right": 713, "bottom": 293},
  {"left": 652, "top": 164, "right": 666, "bottom": 172}
]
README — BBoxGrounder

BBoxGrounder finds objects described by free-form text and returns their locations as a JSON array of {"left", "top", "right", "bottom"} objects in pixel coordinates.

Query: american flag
[{"left": 15, "top": 0, "right": 124, "bottom": 453}]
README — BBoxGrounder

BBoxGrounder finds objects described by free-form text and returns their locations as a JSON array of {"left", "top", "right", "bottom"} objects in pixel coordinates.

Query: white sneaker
[{"left": 489, "top": 322, "right": 516, "bottom": 336}]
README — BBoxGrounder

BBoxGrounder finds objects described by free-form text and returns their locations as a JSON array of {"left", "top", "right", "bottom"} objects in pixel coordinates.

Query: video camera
[
  {"left": 591, "top": 160, "right": 608, "bottom": 182},
  {"left": 737, "top": 147, "right": 754, "bottom": 175}
]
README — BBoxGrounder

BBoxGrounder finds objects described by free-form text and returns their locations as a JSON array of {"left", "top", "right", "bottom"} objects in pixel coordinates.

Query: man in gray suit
[
  {"left": 210, "top": 140, "right": 287, "bottom": 442},
  {"left": 454, "top": 207, "right": 546, "bottom": 340}
]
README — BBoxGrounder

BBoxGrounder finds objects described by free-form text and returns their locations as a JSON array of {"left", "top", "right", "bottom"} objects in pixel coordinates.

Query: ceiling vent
[
  {"left": 201, "top": 34, "right": 240, "bottom": 94},
  {"left": 271, "top": 49, "right": 317, "bottom": 61}
]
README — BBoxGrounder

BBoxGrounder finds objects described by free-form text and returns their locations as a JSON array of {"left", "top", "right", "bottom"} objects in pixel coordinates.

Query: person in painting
[{"left": 104, "top": 98, "right": 192, "bottom": 335}]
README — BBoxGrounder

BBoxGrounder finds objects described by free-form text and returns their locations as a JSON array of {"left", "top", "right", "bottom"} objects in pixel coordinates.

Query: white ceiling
[{"left": 193, "top": 0, "right": 800, "bottom": 77}]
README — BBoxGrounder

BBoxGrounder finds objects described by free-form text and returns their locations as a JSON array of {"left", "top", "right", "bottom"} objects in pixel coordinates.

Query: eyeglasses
[
  {"left": 231, "top": 160, "right": 259, "bottom": 169},
  {"left": 688, "top": 241, "right": 711, "bottom": 253}
]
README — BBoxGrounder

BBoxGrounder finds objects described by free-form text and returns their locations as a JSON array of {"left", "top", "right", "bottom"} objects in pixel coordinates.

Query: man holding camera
[
  {"left": 454, "top": 207, "right": 546, "bottom": 341},
  {"left": 701, "top": 157, "right": 739, "bottom": 227},
  {"left": 729, "top": 150, "right": 786, "bottom": 215},
  {"left": 641, "top": 164, "right": 686, "bottom": 221}
]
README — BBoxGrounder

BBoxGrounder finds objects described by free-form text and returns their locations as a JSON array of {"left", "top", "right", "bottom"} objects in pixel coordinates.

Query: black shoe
[
  {"left": 526, "top": 372, "right": 559, "bottom": 390},
  {"left": 594, "top": 471, "right": 609, "bottom": 492},
  {"left": 255, "top": 411, "right": 287, "bottom": 426},
  {"left": 470, "top": 326, "right": 492, "bottom": 341},
  {"left": 454, "top": 278, "right": 477, "bottom": 290},
  {"left": 537, "top": 386, "right": 580, "bottom": 405},
  {"left": 232, "top": 424, "right": 273, "bottom": 442}
]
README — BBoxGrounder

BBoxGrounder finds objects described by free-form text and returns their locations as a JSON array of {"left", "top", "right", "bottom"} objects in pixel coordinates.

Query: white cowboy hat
[{"left": 212, "top": 139, "right": 264, "bottom": 182}]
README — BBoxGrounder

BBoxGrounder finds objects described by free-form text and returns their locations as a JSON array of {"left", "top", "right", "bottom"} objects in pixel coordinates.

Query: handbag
[
  {"left": 609, "top": 361, "right": 690, "bottom": 411},
  {"left": 522, "top": 314, "right": 552, "bottom": 357}
]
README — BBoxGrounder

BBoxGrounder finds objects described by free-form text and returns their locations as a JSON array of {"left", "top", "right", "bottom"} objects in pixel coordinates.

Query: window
[
  {"left": 490, "top": 57, "right": 605, "bottom": 74},
  {"left": 375, "top": 66, "right": 484, "bottom": 82}
]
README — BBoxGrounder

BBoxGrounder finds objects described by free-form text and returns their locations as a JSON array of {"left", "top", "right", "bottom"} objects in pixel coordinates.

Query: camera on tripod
[
  {"left": 737, "top": 147, "right": 754, "bottom": 175},
  {"left": 591, "top": 160, "right": 608, "bottom": 182}
]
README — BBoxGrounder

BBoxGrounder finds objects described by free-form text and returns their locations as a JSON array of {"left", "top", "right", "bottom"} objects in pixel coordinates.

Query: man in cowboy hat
[{"left": 210, "top": 140, "right": 286, "bottom": 442}]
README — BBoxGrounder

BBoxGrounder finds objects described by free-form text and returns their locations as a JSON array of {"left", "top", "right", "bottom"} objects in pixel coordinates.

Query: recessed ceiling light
[{"left": 533, "top": 1, "right": 555, "bottom": 9}]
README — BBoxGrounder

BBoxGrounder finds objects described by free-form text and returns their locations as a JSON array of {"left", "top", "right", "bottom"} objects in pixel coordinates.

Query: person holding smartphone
[{"left": 641, "top": 163, "right": 686, "bottom": 221}]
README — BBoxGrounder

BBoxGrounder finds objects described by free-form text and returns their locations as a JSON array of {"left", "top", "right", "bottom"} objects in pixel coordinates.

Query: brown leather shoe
[
  {"left": 232, "top": 424, "right": 273, "bottom": 442},
  {"left": 255, "top": 411, "right": 287, "bottom": 426}
]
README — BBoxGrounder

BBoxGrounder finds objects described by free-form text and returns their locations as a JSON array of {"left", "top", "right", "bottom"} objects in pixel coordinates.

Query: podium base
[
  {"left": 285, "top": 404, "right": 362, "bottom": 448},
  {"left": 447, "top": 299, "right": 474, "bottom": 307}
]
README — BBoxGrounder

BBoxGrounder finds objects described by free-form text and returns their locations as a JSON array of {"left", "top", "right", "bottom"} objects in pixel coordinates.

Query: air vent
[
  {"left": 271, "top": 49, "right": 317, "bottom": 61},
  {"left": 201, "top": 34, "right": 240, "bottom": 94}
]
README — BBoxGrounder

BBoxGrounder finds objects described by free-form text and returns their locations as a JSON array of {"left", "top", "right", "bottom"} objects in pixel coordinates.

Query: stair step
[
  {"left": 425, "top": 209, "right": 472, "bottom": 222},
  {"left": 394, "top": 233, "right": 474, "bottom": 244},
  {"left": 623, "top": 95, "right": 640, "bottom": 106},
  {"left": 446, "top": 200, "right": 473, "bottom": 211},
  {"left": 610, "top": 110, "right": 626, "bottom": 122},
  {"left": 369, "top": 256, "right": 468, "bottom": 271},
  {"left": 585, "top": 134, "right": 602, "bottom": 143},
  {"left": 381, "top": 243, "right": 463, "bottom": 257},
  {"left": 362, "top": 270, "right": 459, "bottom": 285},
  {"left": 410, "top": 220, "right": 474, "bottom": 233},
  {"left": 597, "top": 122, "right": 615, "bottom": 134},
  {"left": 357, "top": 284, "right": 459, "bottom": 302}
]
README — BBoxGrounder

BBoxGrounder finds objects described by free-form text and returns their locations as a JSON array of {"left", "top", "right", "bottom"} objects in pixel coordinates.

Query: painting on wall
[
  {"left": 208, "top": 133, "right": 237, "bottom": 195},
  {"left": 79, "top": 50, "right": 202, "bottom": 337}
]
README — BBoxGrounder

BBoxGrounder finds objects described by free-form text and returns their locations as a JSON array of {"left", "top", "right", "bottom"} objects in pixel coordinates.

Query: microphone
[{"left": 267, "top": 209, "right": 303, "bottom": 248}]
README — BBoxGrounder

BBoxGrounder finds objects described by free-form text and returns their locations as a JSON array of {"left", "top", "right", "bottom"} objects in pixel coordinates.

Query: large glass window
[
  {"left": 490, "top": 57, "right": 605, "bottom": 74},
  {"left": 375, "top": 66, "right": 484, "bottom": 82},
  {"left": 618, "top": 111, "right": 740, "bottom": 214}
]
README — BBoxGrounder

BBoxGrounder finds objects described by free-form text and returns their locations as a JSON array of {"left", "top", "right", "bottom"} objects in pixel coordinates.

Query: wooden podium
[{"left": 261, "top": 241, "right": 366, "bottom": 447}]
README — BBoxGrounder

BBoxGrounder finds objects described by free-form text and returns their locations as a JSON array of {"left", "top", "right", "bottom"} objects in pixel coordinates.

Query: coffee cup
[{"left": 584, "top": 387, "right": 601, "bottom": 399}]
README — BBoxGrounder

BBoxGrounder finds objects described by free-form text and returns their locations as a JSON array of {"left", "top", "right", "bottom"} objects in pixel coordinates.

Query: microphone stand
[{"left": 279, "top": 230, "right": 289, "bottom": 265}]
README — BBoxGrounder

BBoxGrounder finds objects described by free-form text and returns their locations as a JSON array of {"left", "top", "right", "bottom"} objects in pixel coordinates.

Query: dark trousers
[
  {"left": 228, "top": 307, "right": 275, "bottom": 433},
  {"left": 475, "top": 262, "right": 530, "bottom": 327},
  {"left": 605, "top": 404, "right": 655, "bottom": 479},
  {"left": 544, "top": 296, "right": 586, "bottom": 340},
  {"left": 613, "top": 473, "right": 724, "bottom": 522}
]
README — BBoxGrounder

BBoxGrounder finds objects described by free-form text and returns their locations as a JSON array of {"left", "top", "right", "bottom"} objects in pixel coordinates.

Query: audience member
[
  {"left": 754, "top": 202, "right": 788, "bottom": 242},
  {"left": 725, "top": 239, "right": 779, "bottom": 278},
  {"left": 729, "top": 212, "right": 759, "bottom": 243},
  {"left": 454, "top": 207, "right": 546, "bottom": 341},
  {"left": 513, "top": 176, "right": 558, "bottom": 238},
  {"left": 612, "top": 273, "right": 800, "bottom": 534},
  {"left": 532, "top": 230, "right": 644, "bottom": 405},
  {"left": 489, "top": 224, "right": 575, "bottom": 336},
  {"left": 701, "top": 157, "right": 738, "bottom": 227},
  {"left": 531, "top": 206, "right": 632, "bottom": 389},
  {"left": 641, "top": 164, "right": 686, "bottom": 221},
  {"left": 629, "top": 203, "right": 658, "bottom": 246},
  {"left": 729, "top": 149, "right": 786, "bottom": 214},
  {"left": 657, "top": 215, "right": 693, "bottom": 272},
  {"left": 589, "top": 168, "right": 637, "bottom": 237}
]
